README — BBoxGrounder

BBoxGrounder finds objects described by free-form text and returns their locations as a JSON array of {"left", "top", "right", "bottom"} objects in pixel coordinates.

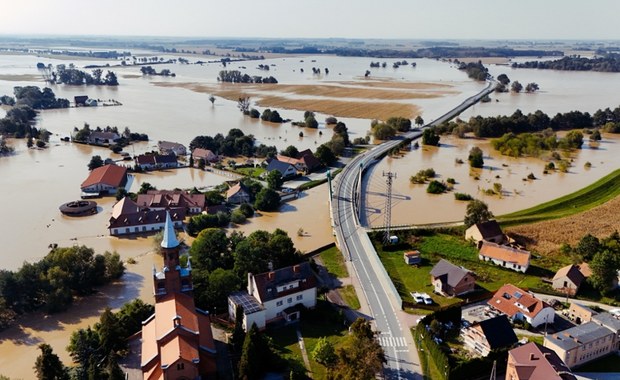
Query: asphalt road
[{"left": 331, "top": 79, "right": 496, "bottom": 379}]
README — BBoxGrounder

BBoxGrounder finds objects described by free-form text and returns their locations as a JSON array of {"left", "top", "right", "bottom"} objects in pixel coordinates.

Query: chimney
[
  {"left": 268, "top": 272, "right": 275, "bottom": 280},
  {"left": 529, "top": 353, "right": 538, "bottom": 361},
  {"left": 293, "top": 265, "right": 300, "bottom": 273}
]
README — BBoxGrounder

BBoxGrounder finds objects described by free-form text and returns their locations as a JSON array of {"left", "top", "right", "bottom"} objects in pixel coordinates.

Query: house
[
  {"left": 108, "top": 197, "right": 185, "bottom": 236},
  {"left": 544, "top": 321, "right": 617, "bottom": 368},
  {"left": 403, "top": 251, "right": 421, "bottom": 265},
  {"left": 429, "top": 259, "right": 475, "bottom": 296},
  {"left": 275, "top": 149, "right": 322, "bottom": 174},
  {"left": 81, "top": 164, "right": 128, "bottom": 196},
  {"left": 506, "top": 342, "right": 576, "bottom": 380},
  {"left": 461, "top": 315, "right": 518, "bottom": 356},
  {"left": 192, "top": 148, "right": 218, "bottom": 165},
  {"left": 479, "top": 241, "right": 531, "bottom": 273},
  {"left": 88, "top": 131, "right": 120, "bottom": 145},
  {"left": 552, "top": 265, "right": 586, "bottom": 296},
  {"left": 136, "top": 190, "right": 205, "bottom": 214},
  {"left": 74, "top": 95, "right": 88, "bottom": 106},
  {"left": 465, "top": 220, "right": 504, "bottom": 245},
  {"left": 228, "top": 262, "right": 317, "bottom": 331},
  {"left": 158, "top": 141, "right": 187, "bottom": 156},
  {"left": 566, "top": 303, "right": 598, "bottom": 324},
  {"left": 226, "top": 183, "right": 251, "bottom": 204},
  {"left": 488, "top": 284, "right": 555, "bottom": 328},
  {"left": 141, "top": 212, "right": 217, "bottom": 379},
  {"left": 591, "top": 311, "right": 620, "bottom": 348},
  {"left": 265, "top": 159, "right": 297, "bottom": 179},
  {"left": 135, "top": 154, "right": 178, "bottom": 170},
  {"left": 84, "top": 98, "right": 98, "bottom": 107}
]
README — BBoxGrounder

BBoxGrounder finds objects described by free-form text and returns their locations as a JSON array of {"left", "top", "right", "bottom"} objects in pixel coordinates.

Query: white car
[
  {"left": 411, "top": 292, "right": 425, "bottom": 304},
  {"left": 421, "top": 293, "right": 433, "bottom": 305}
]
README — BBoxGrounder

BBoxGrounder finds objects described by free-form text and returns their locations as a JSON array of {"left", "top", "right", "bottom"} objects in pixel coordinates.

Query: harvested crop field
[
  {"left": 153, "top": 81, "right": 425, "bottom": 119},
  {"left": 335, "top": 80, "right": 455, "bottom": 91},
  {"left": 507, "top": 195, "right": 620, "bottom": 255}
]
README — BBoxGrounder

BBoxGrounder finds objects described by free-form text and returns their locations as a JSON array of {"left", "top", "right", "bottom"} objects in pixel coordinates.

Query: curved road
[{"left": 331, "top": 79, "right": 496, "bottom": 379}]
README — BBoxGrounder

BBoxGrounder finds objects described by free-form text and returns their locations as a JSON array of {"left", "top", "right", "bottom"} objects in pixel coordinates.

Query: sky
[{"left": 2, "top": 0, "right": 620, "bottom": 41}]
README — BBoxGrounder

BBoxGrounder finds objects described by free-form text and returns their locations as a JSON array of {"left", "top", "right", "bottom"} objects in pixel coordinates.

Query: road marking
[{"left": 379, "top": 336, "right": 408, "bottom": 347}]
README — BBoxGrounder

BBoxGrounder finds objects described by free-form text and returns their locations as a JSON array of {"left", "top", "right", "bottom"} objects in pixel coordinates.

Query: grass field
[
  {"left": 499, "top": 168, "right": 620, "bottom": 225},
  {"left": 319, "top": 246, "right": 348, "bottom": 278},
  {"left": 340, "top": 285, "right": 361, "bottom": 310},
  {"left": 234, "top": 167, "right": 265, "bottom": 178},
  {"left": 376, "top": 233, "right": 566, "bottom": 310}
]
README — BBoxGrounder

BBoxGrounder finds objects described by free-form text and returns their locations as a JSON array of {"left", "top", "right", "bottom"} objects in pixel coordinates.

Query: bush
[
  {"left": 410, "top": 168, "right": 436, "bottom": 184},
  {"left": 446, "top": 178, "right": 456, "bottom": 184},
  {"left": 468, "top": 147, "right": 484, "bottom": 168},
  {"left": 427, "top": 180, "right": 447, "bottom": 194},
  {"left": 231, "top": 209, "right": 246, "bottom": 224},
  {"left": 454, "top": 193, "right": 473, "bottom": 201},
  {"left": 240, "top": 203, "right": 254, "bottom": 218},
  {"left": 422, "top": 128, "right": 440, "bottom": 146}
]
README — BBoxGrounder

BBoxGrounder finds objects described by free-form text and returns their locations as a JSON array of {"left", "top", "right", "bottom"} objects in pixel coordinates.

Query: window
[
  {"left": 177, "top": 362, "right": 184, "bottom": 370},
  {"left": 287, "top": 297, "right": 292, "bottom": 304},
  {"left": 296, "top": 295, "right": 303, "bottom": 301},
  {"left": 276, "top": 300, "right": 283, "bottom": 306}
]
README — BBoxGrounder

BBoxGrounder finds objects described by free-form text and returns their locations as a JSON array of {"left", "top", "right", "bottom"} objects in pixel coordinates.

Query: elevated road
[{"left": 330, "top": 79, "right": 496, "bottom": 379}]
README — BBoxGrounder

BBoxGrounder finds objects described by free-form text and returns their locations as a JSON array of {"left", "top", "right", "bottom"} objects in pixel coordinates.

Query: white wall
[
  {"left": 530, "top": 307, "right": 555, "bottom": 327},
  {"left": 262, "top": 287, "right": 317, "bottom": 323}
]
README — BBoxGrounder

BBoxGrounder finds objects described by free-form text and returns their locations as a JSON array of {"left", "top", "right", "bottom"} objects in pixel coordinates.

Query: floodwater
[{"left": 2, "top": 51, "right": 620, "bottom": 377}]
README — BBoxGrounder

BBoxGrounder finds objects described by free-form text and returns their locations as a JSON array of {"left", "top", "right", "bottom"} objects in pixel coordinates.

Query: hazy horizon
[{"left": 3, "top": 0, "right": 620, "bottom": 41}]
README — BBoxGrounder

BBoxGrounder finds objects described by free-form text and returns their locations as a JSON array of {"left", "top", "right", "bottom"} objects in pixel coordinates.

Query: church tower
[{"left": 153, "top": 211, "right": 193, "bottom": 302}]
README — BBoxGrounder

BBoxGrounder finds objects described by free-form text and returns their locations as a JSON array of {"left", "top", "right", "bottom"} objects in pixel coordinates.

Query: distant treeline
[
  {"left": 50, "top": 64, "right": 119, "bottom": 86},
  {"left": 218, "top": 70, "right": 277, "bottom": 83},
  {"left": 512, "top": 55, "right": 620, "bottom": 72},
  {"left": 0, "top": 246, "right": 124, "bottom": 330},
  {"left": 189, "top": 128, "right": 277, "bottom": 158},
  {"left": 435, "top": 105, "right": 620, "bottom": 138}
]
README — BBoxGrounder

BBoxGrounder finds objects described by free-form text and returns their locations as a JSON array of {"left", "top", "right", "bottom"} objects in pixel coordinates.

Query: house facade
[
  {"left": 265, "top": 159, "right": 297, "bottom": 178},
  {"left": 429, "top": 259, "right": 475, "bottom": 296},
  {"left": 479, "top": 241, "right": 531, "bottom": 273},
  {"left": 552, "top": 264, "right": 586, "bottom": 296},
  {"left": 506, "top": 342, "right": 576, "bottom": 380},
  {"left": 567, "top": 303, "right": 597, "bottom": 324},
  {"left": 108, "top": 197, "right": 185, "bottom": 236},
  {"left": 158, "top": 141, "right": 187, "bottom": 156},
  {"left": 88, "top": 131, "right": 120, "bottom": 145},
  {"left": 135, "top": 154, "right": 178, "bottom": 170},
  {"left": 488, "top": 284, "right": 555, "bottom": 328},
  {"left": 192, "top": 148, "right": 218, "bottom": 164},
  {"left": 275, "top": 150, "right": 321, "bottom": 174},
  {"left": 81, "top": 164, "right": 128, "bottom": 195},
  {"left": 141, "top": 212, "right": 217, "bottom": 379},
  {"left": 465, "top": 220, "right": 504, "bottom": 245},
  {"left": 136, "top": 190, "right": 205, "bottom": 214},
  {"left": 226, "top": 183, "right": 251, "bottom": 204},
  {"left": 461, "top": 315, "right": 518, "bottom": 356},
  {"left": 228, "top": 263, "right": 317, "bottom": 331}
]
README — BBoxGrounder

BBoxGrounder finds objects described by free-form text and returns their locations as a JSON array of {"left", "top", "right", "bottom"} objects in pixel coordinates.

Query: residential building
[
  {"left": 158, "top": 141, "right": 187, "bottom": 156},
  {"left": 461, "top": 315, "right": 518, "bottom": 356},
  {"left": 488, "top": 284, "right": 555, "bottom": 328},
  {"left": 553, "top": 265, "right": 586, "bottom": 296},
  {"left": 228, "top": 262, "right": 317, "bottom": 331},
  {"left": 265, "top": 159, "right": 297, "bottom": 178},
  {"left": 591, "top": 312, "right": 620, "bottom": 350},
  {"left": 108, "top": 197, "right": 185, "bottom": 236},
  {"left": 88, "top": 131, "right": 120, "bottom": 145},
  {"left": 544, "top": 321, "right": 616, "bottom": 368},
  {"left": 429, "top": 259, "right": 475, "bottom": 296},
  {"left": 74, "top": 95, "right": 88, "bottom": 106},
  {"left": 566, "top": 303, "right": 597, "bottom": 325},
  {"left": 275, "top": 149, "right": 321, "bottom": 174},
  {"left": 506, "top": 342, "right": 576, "bottom": 380},
  {"left": 136, "top": 190, "right": 205, "bottom": 214},
  {"left": 135, "top": 153, "right": 178, "bottom": 170},
  {"left": 192, "top": 148, "right": 218, "bottom": 164},
  {"left": 479, "top": 241, "right": 531, "bottom": 273},
  {"left": 465, "top": 220, "right": 504, "bottom": 245},
  {"left": 226, "top": 182, "right": 251, "bottom": 204},
  {"left": 141, "top": 212, "right": 217, "bottom": 379},
  {"left": 403, "top": 250, "right": 421, "bottom": 265},
  {"left": 81, "top": 164, "right": 128, "bottom": 196}
]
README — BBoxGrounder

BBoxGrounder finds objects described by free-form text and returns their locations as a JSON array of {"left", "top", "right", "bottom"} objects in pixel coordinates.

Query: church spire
[{"left": 161, "top": 210, "right": 180, "bottom": 249}]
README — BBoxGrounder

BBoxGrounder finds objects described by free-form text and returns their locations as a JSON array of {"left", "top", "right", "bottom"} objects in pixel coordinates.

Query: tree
[
  {"left": 138, "top": 182, "right": 156, "bottom": 194},
  {"left": 254, "top": 188, "right": 280, "bottom": 211},
  {"left": 305, "top": 114, "right": 318, "bottom": 129},
  {"left": 240, "top": 203, "right": 254, "bottom": 218},
  {"left": 316, "top": 144, "right": 337, "bottom": 166},
  {"left": 415, "top": 115, "right": 424, "bottom": 127},
  {"left": 196, "top": 268, "right": 240, "bottom": 313},
  {"left": 525, "top": 82, "right": 539, "bottom": 93},
  {"left": 511, "top": 81, "right": 523, "bottom": 93},
  {"left": 209, "top": 95, "right": 215, "bottom": 105},
  {"left": 590, "top": 250, "right": 620, "bottom": 292},
  {"left": 230, "top": 304, "right": 246, "bottom": 354},
  {"left": 96, "top": 307, "right": 123, "bottom": 354},
  {"left": 468, "top": 146, "right": 484, "bottom": 168},
  {"left": 371, "top": 123, "right": 396, "bottom": 140},
  {"left": 591, "top": 129, "right": 602, "bottom": 141},
  {"left": 105, "top": 71, "right": 118, "bottom": 86},
  {"left": 238, "top": 324, "right": 273, "bottom": 380},
  {"left": 332, "top": 318, "right": 385, "bottom": 380},
  {"left": 422, "top": 128, "right": 440, "bottom": 146},
  {"left": 105, "top": 353, "right": 125, "bottom": 380},
  {"left": 575, "top": 233, "right": 601, "bottom": 261},
  {"left": 238, "top": 97, "right": 251, "bottom": 115},
  {"left": 463, "top": 199, "right": 494, "bottom": 228},
  {"left": 266, "top": 170, "right": 283, "bottom": 190},
  {"left": 190, "top": 228, "right": 232, "bottom": 273},
  {"left": 67, "top": 327, "right": 101, "bottom": 370},
  {"left": 312, "top": 337, "right": 337, "bottom": 367},
  {"left": 34, "top": 343, "right": 69, "bottom": 380},
  {"left": 87, "top": 155, "right": 104, "bottom": 171},
  {"left": 497, "top": 73, "right": 510, "bottom": 85},
  {"left": 231, "top": 209, "right": 247, "bottom": 224},
  {"left": 281, "top": 145, "right": 299, "bottom": 158}
]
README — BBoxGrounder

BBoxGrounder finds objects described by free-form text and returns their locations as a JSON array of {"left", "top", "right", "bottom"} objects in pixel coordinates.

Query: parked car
[
  {"left": 411, "top": 292, "right": 425, "bottom": 304},
  {"left": 421, "top": 293, "right": 433, "bottom": 305}
]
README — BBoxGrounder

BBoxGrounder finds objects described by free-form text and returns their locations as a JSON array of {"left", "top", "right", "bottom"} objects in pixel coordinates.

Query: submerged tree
[{"left": 464, "top": 199, "right": 494, "bottom": 228}]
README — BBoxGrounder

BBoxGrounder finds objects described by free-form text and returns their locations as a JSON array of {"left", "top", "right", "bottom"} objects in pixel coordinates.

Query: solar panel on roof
[
  {"left": 514, "top": 291, "right": 523, "bottom": 299},
  {"left": 231, "top": 292, "right": 263, "bottom": 314}
]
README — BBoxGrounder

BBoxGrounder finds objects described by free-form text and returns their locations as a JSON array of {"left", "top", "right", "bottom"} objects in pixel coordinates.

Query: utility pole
[
  {"left": 326, "top": 169, "right": 333, "bottom": 199},
  {"left": 489, "top": 360, "right": 496, "bottom": 380},
  {"left": 383, "top": 171, "right": 396, "bottom": 244}
]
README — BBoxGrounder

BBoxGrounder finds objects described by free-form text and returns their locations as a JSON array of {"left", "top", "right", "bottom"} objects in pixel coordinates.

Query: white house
[
  {"left": 108, "top": 197, "right": 185, "bottom": 236},
  {"left": 489, "top": 284, "right": 555, "bottom": 328},
  {"left": 228, "top": 262, "right": 317, "bottom": 331},
  {"left": 265, "top": 159, "right": 297, "bottom": 179},
  {"left": 465, "top": 220, "right": 504, "bottom": 245},
  {"left": 479, "top": 241, "right": 531, "bottom": 273},
  {"left": 158, "top": 141, "right": 187, "bottom": 156}
]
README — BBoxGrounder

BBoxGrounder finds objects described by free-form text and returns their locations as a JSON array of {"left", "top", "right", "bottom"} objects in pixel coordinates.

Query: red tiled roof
[
  {"left": 508, "top": 342, "right": 575, "bottom": 380},
  {"left": 226, "top": 183, "right": 249, "bottom": 199},
  {"left": 81, "top": 164, "right": 127, "bottom": 189},
  {"left": 488, "top": 284, "right": 550, "bottom": 320},
  {"left": 480, "top": 241, "right": 530, "bottom": 267}
]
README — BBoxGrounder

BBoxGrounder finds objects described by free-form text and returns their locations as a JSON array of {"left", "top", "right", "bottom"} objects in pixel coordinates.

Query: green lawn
[
  {"left": 376, "top": 233, "right": 565, "bottom": 310},
  {"left": 576, "top": 353, "right": 620, "bottom": 372},
  {"left": 340, "top": 285, "right": 361, "bottom": 310},
  {"left": 319, "top": 246, "right": 349, "bottom": 278},
  {"left": 499, "top": 168, "right": 620, "bottom": 225},
  {"left": 267, "top": 301, "right": 349, "bottom": 379},
  {"left": 517, "top": 334, "right": 543, "bottom": 345},
  {"left": 234, "top": 167, "right": 265, "bottom": 178}
]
